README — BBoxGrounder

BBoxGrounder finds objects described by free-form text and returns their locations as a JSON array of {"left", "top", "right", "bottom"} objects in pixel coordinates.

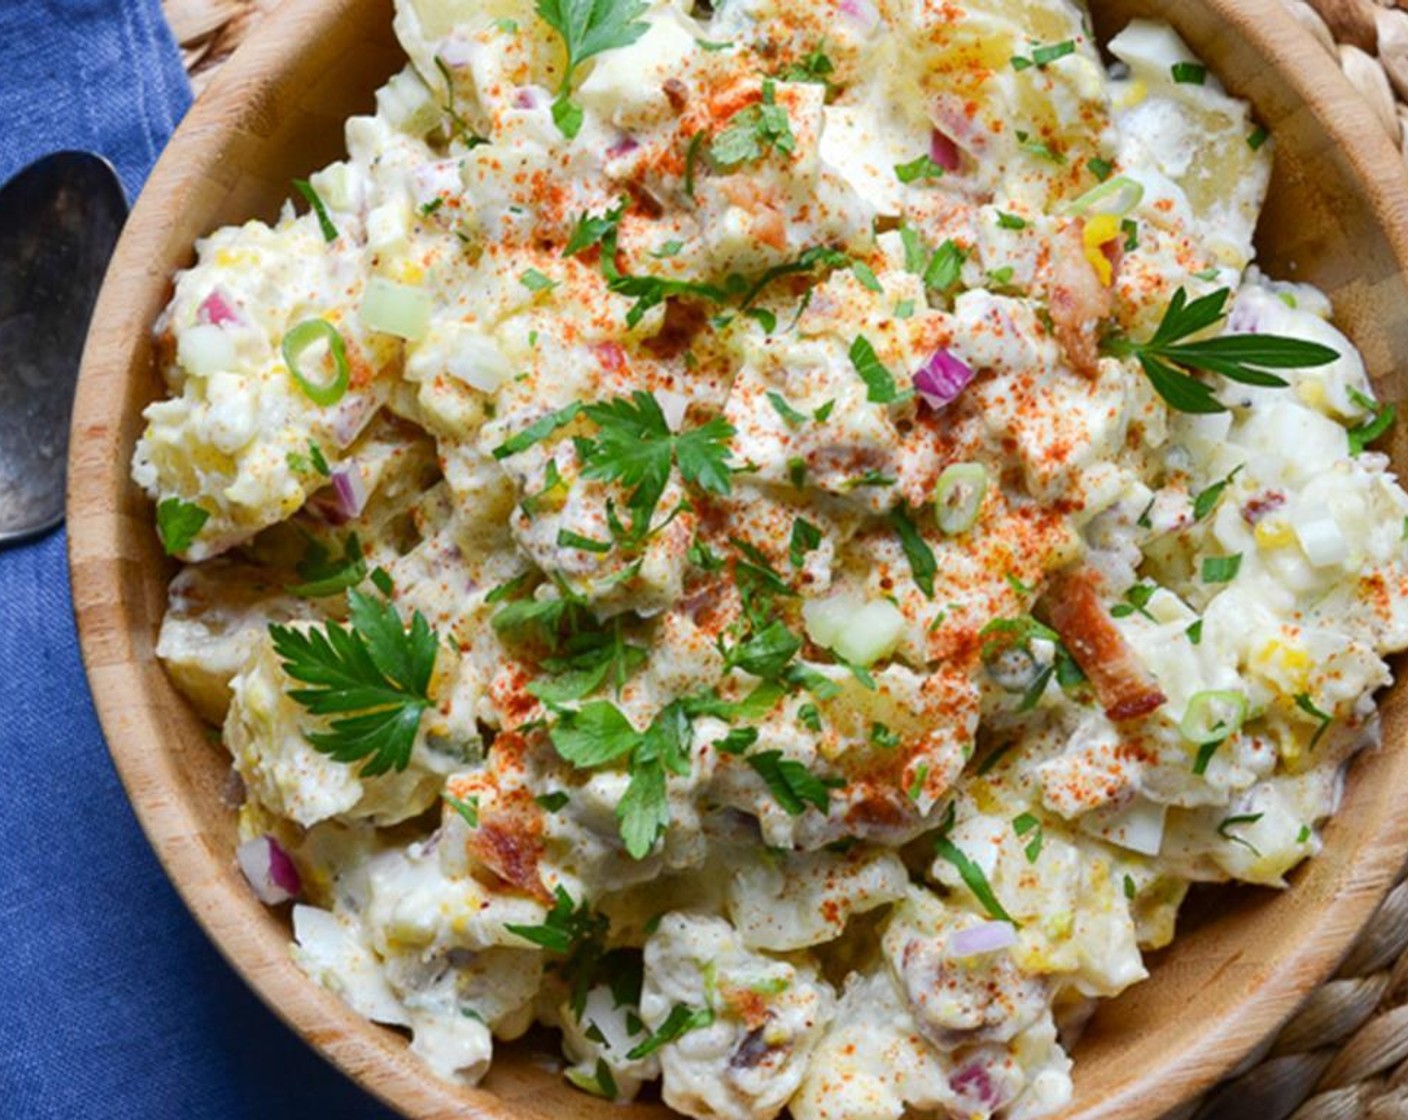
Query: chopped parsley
[
  {"left": 935, "top": 836, "right": 1015, "bottom": 924},
  {"left": 287, "top": 533, "right": 368, "bottom": 598},
  {"left": 1011, "top": 39, "right": 1075, "bottom": 70},
  {"left": 1171, "top": 61, "right": 1207, "bottom": 85},
  {"left": 788, "top": 516, "right": 823, "bottom": 568},
  {"left": 1012, "top": 812, "right": 1043, "bottom": 862},
  {"left": 887, "top": 504, "right": 937, "bottom": 597},
  {"left": 1346, "top": 386, "right": 1396, "bottom": 455},
  {"left": 1109, "top": 582, "right": 1156, "bottom": 621},
  {"left": 1201, "top": 553, "right": 1242, "bottom": 583},
  {"left": 268, "top": 589, "right": 438, "bottom": 776},
  {"left": 849, "top": 335, "right": 914, "bottom": 405},
  {"left": 1192, "top": 464, "right": 1244, "bottom": 521},
  {"left": 747, "top": 750, "right": 843, "bottom": 815},
  {"left": 626, "top": 1004, "right": 714, "bottom": 1059},
  {"left": 536, "top": 0, "right": 650, "bottom": 138},
  {"left": 155, "top": 497, "right": 209, "bottom": 555},
  {"left": 894, "top": 154, "right": 947, "bottom": 184},
  {"left": 709, "top": 79, "right": 796, "bottom": 169}
]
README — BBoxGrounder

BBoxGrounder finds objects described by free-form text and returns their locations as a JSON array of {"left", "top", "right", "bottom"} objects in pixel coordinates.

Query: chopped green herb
[
  {"left": 924, "top": 239, "right": 966, "bottom": 292},
  {"left": 1109, "top": 582, "right": 1156, "bottom": 621},
  {"left": 269, "top": 589, "right": 438, "bottom": 776},
  {"left": 1347, "top": 386, "right": 1396, "bottom": 455},
  {"left": 683, "top": 131, "right": 705, "bottom": 198},
  {"left": 1012, "top": 39, "right": 1075, "bottom": 69},
  {"left": 494, "top": 402, "right": 583, "bottom": 459},
  {"left": 870, "top": 722, "right": 900, "bottom": 749},
  {"left": 1106, "top": 287, "right": 1337, "bottom": 414},
  {"left": 155, "top": 498, "right": 209, "bottom": 556},
  {"left": 520, "top": 268, "right": 559, "bottom": 292},
  {"left": 996, "top": 210, "right": 1028, "bottom": 230},
  {"left": 293, "top": 178, "right": 339, "bottom": 242},
  {"left": 851, "top": 260, "right": 883, "bottom": 292},
  {"left": 849, "top": 335, "right": 913, "bottom": 405},
  {"left": 535, "top": 0, "right": 650, "bottom": 138},
  {"left": 798, "top": 702, "right": 823, "bottom": 732},
  {"left": 1193, "top": 464, "right": 1243, "bottom": 521},
  {"left": 1012, "top": 811, "right": 1043, "bottom": 862},
  {"left": 1248, "top": 124, "right": 1270, "bottom": 150},
  {"left": 651, "top": 240, "right": 685, "bottom": 258},
  {"left": 1171, "top": 61, "right": 1207, "bottom": 84},
  {"left": 1202, "top": 553, "right": 1242, "bottom": 583},
  {"left": 536, "top": 791, "right": 571, "bottom": 811},
  {"left": 1087, "top": 156, "right": 1114, "bottom": 181},
  {"left": 1217, "top": 812, "right": 1264, "bottom": 856},
  {"left": 626, "top": 1004, "right": 715, "bottom": 1059},
  {"left": 888, "top": 504, "right": 937, "bottom": 597},
  {"left": 1294, "top": 692, "right": 1333, "bottom": 750},
  {"left": 1123, "top": 874, "right": 1137, "bottom": 900},
  {"left": 1186, "top": 619, "right": 1204, "bottom": 645},
  {"left": 557, "top": 529, "right": 612, "bottom": 554},
  {"left": 713, "top": 727, "right": 759, "bottom": 755},
  {"left": 894, "top": 298, "right": 915, "bottom": 319},
  {"left": 777, "top": 43, "right": 834, "bottom": 86},
  {"left": 935, "top": 836, "right": 1015, "bottom": 923},
  {"left": 766, "top": 391, "right": 808, "bottom": 428},
  {"left": 814, "top": 399, "right": 836, "bottom": 422},
  {"left": 444, "top": 792, "right": 480, "bottom": 827},
  {"left": 747, "top": 750, "right": 842, "bottom": 815},
  {"left": 894, "top": 155, "right": 947, "bottom": 184},
  {"left": 788, "top": 517, "right": 823, "bottom": 568},
  {"left": 287, "top": 533, "right": 368, "bottom": 598},
  {"left": 709, "top": 79, "right": 796, "bottom": 169}
]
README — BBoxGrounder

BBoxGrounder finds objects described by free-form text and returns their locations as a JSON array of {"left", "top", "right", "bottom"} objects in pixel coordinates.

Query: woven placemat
[{"left": 156, "top": 0, "right": 1408, "bottom": 1116}]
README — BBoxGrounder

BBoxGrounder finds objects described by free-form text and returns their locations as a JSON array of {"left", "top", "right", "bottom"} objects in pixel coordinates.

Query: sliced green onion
[
  {"left": 934, "top": 462, "right": 988, "bottom": 535},
  {"left": 281, "top": 318, "right": 349, "bottom": 407},
  {"left": 1179, "top": 689, "right": 1247, "bottom": 745},
  {"left": 359, "top": 276, "right": 432, "bottom": 341},
  {"left": 1061, "top": 174, "right": 1145, "bottom": 218}
]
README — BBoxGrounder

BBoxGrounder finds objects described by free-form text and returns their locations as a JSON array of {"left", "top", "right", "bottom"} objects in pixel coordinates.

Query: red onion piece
[
  {"left": 947, "top": 920, "right": 1017, "bottom": 958},
  {"left": 513, "top": 86, "right": 544, "bottom": 110},
  {"left": 928, "top": 127, "right": 962, "bottom": 173},
  {"left": 606, "top": 134, "right": 640, "bottom": 160},
  {"left": 913, "top": 348, "right": 975, "bottom": 410},
  {"left": 331, "top": 466, "right": 369, "bottom": 520},
  {"left": 837, "top": 0, "right": 878, "bottom": 29},
  {"left": 197, "top": 288, "right": 240, "bottom": 327},
  {"left": 329, "top": 393, "right": 379, "bottom": 449},
  {"left": 236, "top": 835, "right": 301, "bottom": 905},
  {"left": 950, "top": 1062, "right": 1002, "bottom": 1108}
]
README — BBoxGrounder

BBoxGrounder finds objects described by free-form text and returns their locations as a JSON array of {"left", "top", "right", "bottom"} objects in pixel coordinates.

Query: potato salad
[{"left": 133, "top": 0, "right": 1408, "bottom": 1115}]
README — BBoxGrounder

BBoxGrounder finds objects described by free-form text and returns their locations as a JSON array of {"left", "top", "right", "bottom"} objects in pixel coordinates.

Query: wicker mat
[{"left": 156, "top": 0, "right": 1408, "bottom": 1116}]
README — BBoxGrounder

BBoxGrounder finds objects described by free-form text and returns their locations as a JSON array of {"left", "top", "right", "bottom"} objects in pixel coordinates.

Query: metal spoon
[{"left": 0, "top": 151, "right": 128, "bottom": 546}]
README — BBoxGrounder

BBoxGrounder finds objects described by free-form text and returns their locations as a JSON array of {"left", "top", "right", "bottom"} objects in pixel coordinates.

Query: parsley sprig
[
  {"left": 1108, "top": 288, "right": 1339, "bottom": 413},
  {"left": 709, "top": 80, "right": 796, "bottom": 170},
  {"left": 269, "top": 589, "right": 438, "bottom": 776},
  {"left": 535, "top": 0, "right": 650, "bottom": 138}
]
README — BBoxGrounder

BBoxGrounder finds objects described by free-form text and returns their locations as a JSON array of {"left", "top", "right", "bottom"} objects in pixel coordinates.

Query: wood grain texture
[{"left": 68, "top": 2, "right": 1408, "bottom": 1119}]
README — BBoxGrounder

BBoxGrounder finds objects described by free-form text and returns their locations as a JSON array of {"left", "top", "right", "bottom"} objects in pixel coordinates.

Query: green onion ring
[
  {"left": 282, "top": 318, "right": 350, "bottom": 407},
  {"left": 1179, "top": 689, "right": 1247, "bottom": 745}
]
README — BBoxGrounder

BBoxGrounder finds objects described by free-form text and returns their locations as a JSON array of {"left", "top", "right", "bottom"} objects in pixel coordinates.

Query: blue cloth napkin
[{"left": 0, "top": 4, "right": 397, "bottom": 1117}]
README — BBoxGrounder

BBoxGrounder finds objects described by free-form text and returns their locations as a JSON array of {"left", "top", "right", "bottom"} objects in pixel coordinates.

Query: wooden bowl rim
[{"left": 68, "top": 1, "right": 1408, "bottom": 1118}]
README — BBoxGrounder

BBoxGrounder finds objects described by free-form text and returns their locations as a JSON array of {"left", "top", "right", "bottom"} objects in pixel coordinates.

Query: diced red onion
[
  {"left": 197, "top": 288, "right": 241, "bottom": 327},
  {"left": 913, "top": 348, "right": 975, "bottom": 410},
  {"left": 928, "top": 127, "right": 962, "bottom": 173},
  {"left": 948, "top": 920, "right": 1017, "bottom": 958},
  {"left": 606, "top": 135, "right": 640, "bottom": 160},
  {"left": 838, "top": 0, "right": 878, "bottom": 30},
  {"left": 513, "top": 86, "right": 545, "bottom": 110},
  {"left": 950, "top": 1062, "right": 1002, "bottom": 1108},
  {"left": 331, "top": 466, "right": 369, "bottom": 520},
  {"left": 329, "top": 392, "right": 378, "bottom": 449},
  {"left": 236, "top": 835, "right": 301, "bottom": 905}
]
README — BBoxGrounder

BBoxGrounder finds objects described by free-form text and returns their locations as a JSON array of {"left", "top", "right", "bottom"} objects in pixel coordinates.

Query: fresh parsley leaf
[
  {"left": 869, "top": 721, "right": 900, "bottom": 749},
  {"left": 433, "top": 57, "right": 490, "bottom": 148},
  {"left": 1012, "top": 812, "right": 1043, "bottom": 862},
  {"left": 651, "top": 240, "right": 684, "bottom": 258},
  {"left": 493, "top": 402, "right": 583, "bottom": 459},
  {"left": 1193, "top": 464, "right": 1243, "bottom": 521},
  {"left": 536, "top": 791, "right": 571, "bottom": 811},
  {"left": 713, "top": 727, "right": 759, "bottom": 755},
  {"left": 1087, "top": 156, "right": 1114, "bottom": 180},
  {"left": 1248, "top": 124, "right": 1270, "bottom": 150},
  {"left": 709, "top": 79, "right": 795, "bottom": 169},
  {"left": 1186, "top": 618, "right": 1204, "bottom": 645},
  {"left": 776, "top": 44, "right": 834, "bottom": 86},
  {"left": 520, "top": 268, "right": 559, "bottom": 293},
  {"left": 1015, "top": 128, "right": 1064, "bottom": 164},
  {"left": 923, "top": 239, "right": 966, "bottom": 292},
  {"left": 935, "top": 836, "right": 1015, "bottom": 923},
  {"left": 626, "top": 1004, "right": 714, "bottom": 1059},
  {"left": 1011, "top": 39, "right": 1075, "bottom": 70},
  {"left": 996, "top": 210, "right": 1027, "bottom": 230},
  {"left": 798, "top": 702, "right": 822, "bottom": 731},
  {"left": 269, "top": 589, "right": 438, "bottom": 776},
  {"left": 550, "top": 700, "right": 641, "bottom": 767},
  {"left": 849, "top": 335, "right": 913, "bottom": 405},
  {"left": 564, "top": 199, "right": 626, "bottom": 258},
  {"left": 1202, "top": 553, "right": 1242, "bottom": 583},
  {"left": 747, "top": 750, "right": 841, "bottom": 815},
  {"left": 1109, "top": 582, "right": 1157, "bottom": 621},
  {"left": 894, "top": 155, "right": 946, "bottom": 184},
  {"left": 535, "top": 0, "right": 650, "bottom": 138},
  {"left": 1108, "top": 288, "right": 1338, "bottom": 413},
  {"left": 894, "top": 299, "right": 915, "bottom": 319},
  {"left": 293, "top": 179, "right": 339, "bottom": 242},
  {"left": 766, "top": 391, "right": 808, "bottom": 428},
  {"left": 1172, "top": 61, "right": 1206, "bottom": 84},
  {"left": 444, "top": 792, "right": 480, "bottom": 827},
  {"left": 608, "top": 271, "right": 728, "bottom": 328},
  {"left": 844, "top": 469, "right": 896, "bottom": 489},
  {"left": 1347, "top": 386, "right": 1396, "bottom": 455},
  {"left": 156, "top": 497, "right": 209, "bottom": 555},
  {"left": 683, "top": 131, "right": 705, "bottom": 198},
  {"left": 578, "top": 392, "right": 734, "bottom": 537},
  {"left": 308, "top": 441, "right": 331, "bottom": 477},
  {"left": 887, "top": 504, "right": 937, "bottom": 597},
  {"left": 721, "top": 620, "right": 803, "bottom": 679},
  {"left": 851, "top": 260, "right": 883, "bottom": 292},
  {"left": 788, "top": 517, "right": 823, "bottom": 568},
  {"left": 287, "top": 533, "right": 368, "bottom": 598}
]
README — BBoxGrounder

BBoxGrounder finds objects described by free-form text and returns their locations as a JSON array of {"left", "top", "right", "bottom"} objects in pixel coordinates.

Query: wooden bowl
[{"left": 68, "top": 0, "right": 1408, "bottom": 1116}]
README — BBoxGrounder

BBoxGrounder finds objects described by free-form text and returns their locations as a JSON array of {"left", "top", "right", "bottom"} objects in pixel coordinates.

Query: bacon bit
[
  {"left": 1044, "top": 567, "right": 1166, "bottom": 721},
  {"left": 1049, "top": 222, "right": 1113, "bottom": 379},
  {"left": 643, "top": 298, "right": 710, "bottom": 360},
  {"left": 663, "top": 78, "right": 688, "bottom": 113},
  {"left": 1242, "top": 491, "right": 1286, "bottom": 524},
  {"left": 465, "top": 786, "right": 549, "bottom": 902}
]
